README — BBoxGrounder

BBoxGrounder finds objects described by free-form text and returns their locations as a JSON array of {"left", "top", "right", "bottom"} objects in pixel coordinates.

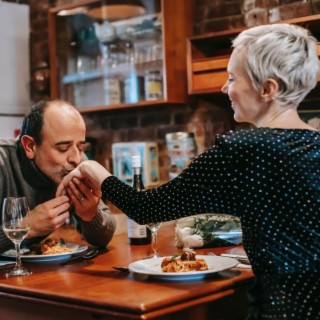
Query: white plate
[
  {"left": 128, "top": 255, "right": 238, "bottom": 281},
  {"left": 0, "top": 243, "right": 88, "bottom": 263}
]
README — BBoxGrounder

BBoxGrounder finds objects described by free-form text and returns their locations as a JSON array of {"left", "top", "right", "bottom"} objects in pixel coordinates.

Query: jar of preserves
[{"left": 144, "top": 70, "right": 163, "bottom": 100}]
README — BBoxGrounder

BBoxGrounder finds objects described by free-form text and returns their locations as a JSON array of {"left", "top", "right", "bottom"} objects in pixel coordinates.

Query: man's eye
[{"left": 58, "top": 148, "right": 69, "bottom": 153}]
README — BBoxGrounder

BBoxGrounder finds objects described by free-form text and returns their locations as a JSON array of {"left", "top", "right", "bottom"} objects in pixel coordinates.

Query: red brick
[
  {"left": 242, "top": 0, "right": 257, "bottom": 13},
  {"left": 279, "top": 0, "right": 302, "bottom": 4},
  {"left": 245, "top": 8, "right": 269, "bottom": 26},
  {"left": 255, "top": 0, "right": 280, "bottom": 8},
  {"left": 272, "top": 2, "right": 312, "bottom": 21},
  {"left": 30, "top": 41, "right": 49, "bottom": 69},
  {"left": 195, "top": 5, "right": 209, "bottom": 21},
  {"left": 198, "top": 15, "right": 245, "bottom": 33},
  {"left": 126, "top": 128, "right": 158, "bottom": 141},
  {"left": 312, "top": 1, "right": 320, "bottom": 14},
  {"left": 229, "top": 15, "right": 246, "bottom": 29},
  {"left": 29, "top": 0, "right": 50, "bottom": 13}
]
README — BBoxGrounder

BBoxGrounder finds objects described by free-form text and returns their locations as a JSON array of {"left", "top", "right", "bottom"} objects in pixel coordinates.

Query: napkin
[
  {"left": 235, "top": 263, "right": 251, "bottom": 269},
  {"left": 0, "top": 261, "right": 15, "bottom": 268}
]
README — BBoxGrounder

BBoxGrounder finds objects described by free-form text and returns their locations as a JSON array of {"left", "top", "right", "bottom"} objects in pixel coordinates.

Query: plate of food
[
  {"left": 0, "top": 239, "right": 88, "bottom": 263},
  {"left": 128, "top": 249, "right": 238, "bottom": 281}
]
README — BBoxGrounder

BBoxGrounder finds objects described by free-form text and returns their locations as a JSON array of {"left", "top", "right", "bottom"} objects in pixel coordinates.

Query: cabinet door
[{"left": 49, "top": 0, "right": 194, "bottom": 112}]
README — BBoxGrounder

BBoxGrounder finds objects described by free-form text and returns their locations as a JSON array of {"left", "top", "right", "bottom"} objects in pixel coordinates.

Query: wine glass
[
  {"left": 2, "top": 197, "right": 32, "bottom": 276},
  {"left": 145, "top": 222, "right": 162, "bottom": 259}
]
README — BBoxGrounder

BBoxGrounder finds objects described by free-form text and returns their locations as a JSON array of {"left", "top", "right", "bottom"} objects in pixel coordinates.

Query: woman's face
[{"left": 221, "top": 46, "right": 266, "bottom": 125}]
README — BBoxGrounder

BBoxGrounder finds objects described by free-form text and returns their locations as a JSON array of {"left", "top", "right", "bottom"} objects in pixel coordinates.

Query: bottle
[
  {"left": 144, "top": 70, "right": 163, "bottom": 100},
  {"left": 127, "top": 155, "right": 151, "bottom": 245}
]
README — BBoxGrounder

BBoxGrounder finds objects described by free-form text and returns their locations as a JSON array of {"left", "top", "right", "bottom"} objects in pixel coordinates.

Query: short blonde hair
[{"left": 232, "top": 24, "right": 319, "bottom": 106}]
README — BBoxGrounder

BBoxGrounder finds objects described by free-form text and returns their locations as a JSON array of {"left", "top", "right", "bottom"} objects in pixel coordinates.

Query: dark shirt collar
[{"left": 17, "top": 141, "right": 56, "bottom": 190}]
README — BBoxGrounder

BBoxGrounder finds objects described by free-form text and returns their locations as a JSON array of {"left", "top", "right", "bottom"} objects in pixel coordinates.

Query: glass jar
[{"left": 144, "top": 70, "right": 163, "bottom": 100}]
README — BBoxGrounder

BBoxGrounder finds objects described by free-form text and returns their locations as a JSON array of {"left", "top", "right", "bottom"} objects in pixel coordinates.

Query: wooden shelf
[{"left": 187, "top": 14, "right": 320, "bottom": 95}]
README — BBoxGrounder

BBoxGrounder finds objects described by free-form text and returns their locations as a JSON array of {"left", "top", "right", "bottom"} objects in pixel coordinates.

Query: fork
[
  {"left": 112, "top": 266, "right": 129, "bottom": 272},
  {"left": 61, "top": 247, "right": 99, "bottom": 265},
  {"left": 207, "top": 252, "right": 251, "bottom": 265}
]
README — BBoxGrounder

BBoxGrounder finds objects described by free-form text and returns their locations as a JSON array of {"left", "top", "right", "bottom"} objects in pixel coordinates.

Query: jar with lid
[
  {"left": 144, "top": 70, "right": 163, "bottom": 100},
  {"left": 165, "top": 132, "right": 197, "bottom": 179}
]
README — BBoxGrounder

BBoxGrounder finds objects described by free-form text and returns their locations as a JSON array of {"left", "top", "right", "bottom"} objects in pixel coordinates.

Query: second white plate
[
  {"left": 128, "top": 255, "right": 238, "bottom": 281},
  {"left": 1, "top": 243, "right": 88, "bottom": 263}
]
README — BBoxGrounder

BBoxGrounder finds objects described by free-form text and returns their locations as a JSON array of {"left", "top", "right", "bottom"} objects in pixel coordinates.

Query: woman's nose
[{"left": 221, "top": 81, "right": 228, "bottom": 94}]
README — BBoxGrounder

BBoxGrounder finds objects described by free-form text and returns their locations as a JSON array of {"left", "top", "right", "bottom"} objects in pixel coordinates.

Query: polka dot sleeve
[{"left": 101, "top": 133, "right": 237, "bottom": 225}]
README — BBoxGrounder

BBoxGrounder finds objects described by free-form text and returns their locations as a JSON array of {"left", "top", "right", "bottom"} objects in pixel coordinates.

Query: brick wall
[
  {"left": 4, "top": 0, "right": 320, "bottom": 181},
  {"left": 83, "top": 101, "right": 234, "bottom": 181},
  {"left": 194, "top": 0, "right": 317, "bottom": 33}
]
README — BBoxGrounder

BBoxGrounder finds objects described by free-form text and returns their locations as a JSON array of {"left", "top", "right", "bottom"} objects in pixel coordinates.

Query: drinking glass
[
  {"left": 145, "top": 222, "right": 162, "bottom": 259},
  {"left": 2, "top": 197, "right": 32, "bottom": 276}
]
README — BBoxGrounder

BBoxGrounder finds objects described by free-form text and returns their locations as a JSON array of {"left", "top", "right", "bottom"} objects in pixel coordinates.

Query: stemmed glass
[
  {"left": 2, "top": 197, "right": 32, "bottom": 276},
  {"left": 145, "top": 222, "right": 162, "bottom": 259}
]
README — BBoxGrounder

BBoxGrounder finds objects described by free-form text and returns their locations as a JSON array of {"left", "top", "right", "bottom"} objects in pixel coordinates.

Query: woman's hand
[
  {"left": 65, "top": 177, "right": 102, "bottom": 222},
  {"left": 56, "top": 160, "right": 111, "bottom": 198}
]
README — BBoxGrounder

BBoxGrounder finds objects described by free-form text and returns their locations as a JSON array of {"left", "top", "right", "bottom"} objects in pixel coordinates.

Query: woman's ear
[
  {"left": 261, "top": 78, "right": 278, "bottom": 102},
  {"left": 20, "top": 135, "right": 36, "bottom": 160}
]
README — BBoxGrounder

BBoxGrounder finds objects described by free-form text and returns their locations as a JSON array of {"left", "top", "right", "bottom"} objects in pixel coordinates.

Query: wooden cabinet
[
  {"left": 49, "top": 0, "right": 195, "bottom": 113},
  {"left": 187, "top": 14, "right": 320, "bottom": 95}
]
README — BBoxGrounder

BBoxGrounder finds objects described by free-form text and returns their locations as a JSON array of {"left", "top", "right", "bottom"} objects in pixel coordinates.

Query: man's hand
[
  {"left": 65, "top": 177, "right": 102, "bottom": 222},
  {"left": 26, "top": 196, "right": 71, "bottom": 238}
]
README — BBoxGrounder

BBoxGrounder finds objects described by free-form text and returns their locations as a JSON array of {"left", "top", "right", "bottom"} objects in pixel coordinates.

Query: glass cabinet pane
[{"left": 53, "top": 0, "right": 163, "bottom": 109}]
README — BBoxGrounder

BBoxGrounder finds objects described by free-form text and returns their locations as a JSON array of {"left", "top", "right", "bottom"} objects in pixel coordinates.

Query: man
[{"left": 0, "top": 99, "right": 116, "bottom": 252}]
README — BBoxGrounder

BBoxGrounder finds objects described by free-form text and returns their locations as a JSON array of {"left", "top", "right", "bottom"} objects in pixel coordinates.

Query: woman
[{"left": 57, "top": 24, "right": 320, "bottom": 320}]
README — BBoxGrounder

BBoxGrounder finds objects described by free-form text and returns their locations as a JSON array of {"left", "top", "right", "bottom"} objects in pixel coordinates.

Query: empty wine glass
[
  {"left": 2, "top": 197, "right": 32, "bottom": 276},
  {"left": 145, "top": 222, "right": 162, "bottom": 259}
]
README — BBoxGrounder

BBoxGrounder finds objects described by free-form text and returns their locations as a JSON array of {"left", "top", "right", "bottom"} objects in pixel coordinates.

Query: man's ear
[
  {"left": 261, "top": 78, "right": 278, "bottom": 102},
  {"left": 20, "top": 135, "right": 37, "bottom": 160}
]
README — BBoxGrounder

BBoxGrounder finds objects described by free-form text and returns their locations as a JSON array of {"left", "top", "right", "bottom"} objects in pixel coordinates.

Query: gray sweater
[{"left": 0, "top": 138, "right": 116, "bottom": 252}]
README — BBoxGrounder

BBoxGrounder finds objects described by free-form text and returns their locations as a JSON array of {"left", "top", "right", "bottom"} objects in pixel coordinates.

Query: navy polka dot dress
[{"left": 102, "top": 128, "right": 320, "bottom": 320}]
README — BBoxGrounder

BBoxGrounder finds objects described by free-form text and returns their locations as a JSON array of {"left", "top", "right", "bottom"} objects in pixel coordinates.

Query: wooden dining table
[{"left": 0, "top": 221, "right": 254, "bottom": 320}]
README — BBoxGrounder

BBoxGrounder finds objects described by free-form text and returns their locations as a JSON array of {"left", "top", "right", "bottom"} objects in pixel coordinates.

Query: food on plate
[
  {"left": 161, "top": 248, "right": 208, "bottom": 272},
  {"left": 27, "top": 238, "right": 72, "bottom": 255}
]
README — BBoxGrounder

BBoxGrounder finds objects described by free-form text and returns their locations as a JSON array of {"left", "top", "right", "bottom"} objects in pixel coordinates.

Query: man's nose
[{"left": 67, "top": 147, "right": 82, "bottom": 165}]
